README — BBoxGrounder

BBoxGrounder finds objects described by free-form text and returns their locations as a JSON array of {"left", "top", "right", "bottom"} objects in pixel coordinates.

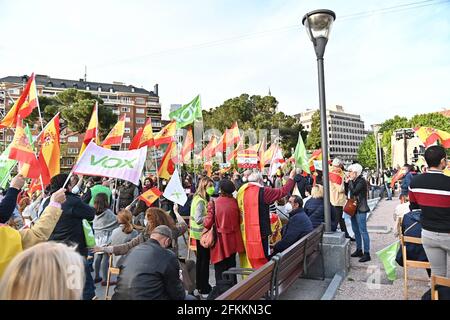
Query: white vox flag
[
  {"left": 163, "top": 168, "right": 187, "bottom": 206},
  {"left": 73, "top": 141, "right": 147, "bottom": 185}
]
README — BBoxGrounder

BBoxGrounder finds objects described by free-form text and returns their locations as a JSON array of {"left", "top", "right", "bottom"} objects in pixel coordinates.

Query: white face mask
[
  {"left": 71, "top": 186, "right": 80, "bottom": 194},
  {"left": 242, "top": 177, "right": 247, "bottom": 182},
  {"left": 144, "top": 218, "right": 148, "bottom": 226},
  {"left": 162, "top": 181, "right": 167, "bottom": 186},
  {"left": 285, "top": 203, "right": 293, "bottom": 212}
]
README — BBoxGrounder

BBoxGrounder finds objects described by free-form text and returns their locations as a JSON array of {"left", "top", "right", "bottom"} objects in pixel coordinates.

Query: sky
[{"left": 1, "top": 0, "right": 449, "bottom": 128}]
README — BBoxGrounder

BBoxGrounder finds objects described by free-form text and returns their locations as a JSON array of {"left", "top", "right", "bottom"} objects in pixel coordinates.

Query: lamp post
[
  {"left": 371, "top": 124, "right": 381, "bottom": 178},
  {"left": 302, "top": 9, "right": 336, "bottom": 233}
]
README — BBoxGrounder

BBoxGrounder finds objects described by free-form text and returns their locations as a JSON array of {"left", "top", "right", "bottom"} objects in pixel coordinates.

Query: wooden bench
[
  {"left": 217, "top": 224, "right": 325, "bottom": 300},
  {"left": 272, "top": 224, "right": 324, "bottom": 299},
  {"left": 216, "top": 257, "right": 279, "bottom": 300}
]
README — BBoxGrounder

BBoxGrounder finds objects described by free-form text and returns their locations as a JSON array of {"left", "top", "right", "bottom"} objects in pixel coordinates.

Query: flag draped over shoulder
[
  {"left": 163, "top": 168, "right": 187, "bottom": 206},
  {"left": 38, "top": 114, "right": 60, "bottom": 186},
  {"left": 102, "top": 115, "right": 125, "bottom": 148},
  {"left": 8, "top": 119, "right": 41, "bottom": 179},
  {"left": 139, "top": 187, "right": 162, "bottom": 206},
  {"left": 181, "top": 128, "right": 194, "bottom": 164},
  {"left": 158, "top": 142, "right": 176, "bottom": 180},
  {"left": 0, "top": 73, "right": 38, "bottom": 128},
  {"left": 154, "top": 121, "right": 176, "bottom": 147},
  {"left": 79, "top": 102, "right": 99, "bottom": 158},
  {"left": 169, "top": 95, "right": 202, "bottom": 129},
  {"left": 73, "top": 142, "right": 147, "bottom": 185},
  {"left": 414, "top": 127, "right": 450, "bottom": 148},
  {"left": 293, "top": 132, "right": 311, "bottom": 174}
]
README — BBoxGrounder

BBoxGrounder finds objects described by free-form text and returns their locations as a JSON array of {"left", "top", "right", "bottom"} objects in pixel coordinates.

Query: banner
[
  {"left": 0, "top": 144, "right": 17, "bottom": 188},
  {"left": 73, "top": 142, "right": 147, "bottom": 185},
  {"left": 163, "top": 168, "right": 187, "bottom": 206}
]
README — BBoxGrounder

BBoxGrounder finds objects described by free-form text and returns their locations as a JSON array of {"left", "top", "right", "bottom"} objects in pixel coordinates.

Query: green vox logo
[{"left": 90, "top": 155, "right": 137, "bottom": 169}]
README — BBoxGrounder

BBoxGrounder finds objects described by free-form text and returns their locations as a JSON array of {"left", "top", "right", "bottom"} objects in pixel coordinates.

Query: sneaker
[
  {"left": 359, "top": 253, "right": 371, "bottom": 263},
  {"left": 351, "top": 249, "right": 363, "bottom": 257},
  {"left": 345, "top": 235, "right": 356, "bottom": 242}
]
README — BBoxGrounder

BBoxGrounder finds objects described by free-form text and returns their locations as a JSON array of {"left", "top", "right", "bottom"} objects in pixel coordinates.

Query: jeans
[
  {"left": 351, "top": 212, "right": 370, "bottom": 253},
  {"left": 422, "top": 229, "right": 450, "bottom": 277},
  {"left": 384, "top": 183, "right": 392, "bottom": 200},
  {"left": 82, "top": 258, "right": 96, "bottom": 300},
  {"left": 94, "top": 253, "right": 109, "bottom": 281},
  {"left": 370, "top": 186, "right": 380, "bottom": 199}
]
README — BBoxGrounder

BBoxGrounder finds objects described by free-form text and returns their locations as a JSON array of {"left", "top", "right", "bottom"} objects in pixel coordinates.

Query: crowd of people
[{"left": 0, "top": 145, "right": 448, "bottom": 300}]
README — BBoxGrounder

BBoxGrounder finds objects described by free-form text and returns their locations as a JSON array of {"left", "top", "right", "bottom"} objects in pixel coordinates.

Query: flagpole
[{"left": 152, "top": 145, "right": 161, "bottom": 208}]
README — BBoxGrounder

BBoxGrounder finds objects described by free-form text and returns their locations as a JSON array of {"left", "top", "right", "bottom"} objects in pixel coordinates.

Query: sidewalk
[{"left": 334, "top": 198, "right": 430, "bottom": 300}]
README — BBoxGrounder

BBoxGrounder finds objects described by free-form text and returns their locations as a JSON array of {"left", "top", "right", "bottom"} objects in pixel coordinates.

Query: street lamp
[
  {"left": 302, "top": 9, "right": 336, "bottom": 233},
  {"left": 371, "top": 124, "right": 382, "bottom": 178}
]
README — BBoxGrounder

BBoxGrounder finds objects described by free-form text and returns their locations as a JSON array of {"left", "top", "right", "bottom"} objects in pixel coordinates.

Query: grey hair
[
  {"left": 348, "top": 163, "right": 363, "bottom": 177},
  {"left": 295, "top": 168, "right": 302, "bottom": 174},
  {"left": 248, "top": 172, "right": 263, "bottom": 183}
]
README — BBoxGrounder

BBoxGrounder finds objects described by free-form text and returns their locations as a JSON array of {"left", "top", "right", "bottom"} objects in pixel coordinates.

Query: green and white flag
[
  {"left": 169, "top": 95, "right": 202, "bottom": 129},
  {"left": 0, "top": 144, "right": 17, "bottom": 188},
  {"left": 24, "top": 124, "right": 36, "bottom": 152},
  {"left": 376, "top": 240, "right": 400, "bottom": 281},
  {"left": 293, "top": 132, "right": 310, "bottom": 174}
]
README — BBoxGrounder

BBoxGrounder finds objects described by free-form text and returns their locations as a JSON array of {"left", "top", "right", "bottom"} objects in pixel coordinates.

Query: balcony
[{"left": 103, "top": 98, "right": 134, "bottom": 106}]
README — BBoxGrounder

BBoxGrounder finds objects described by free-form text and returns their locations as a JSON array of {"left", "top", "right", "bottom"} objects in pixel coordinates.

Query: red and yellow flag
[
  {"left": 0, "top": 73, "right": 39, "bottom": 128},
  {"left": 154, "top": 120, "right": 176, "bottom": 147},
  {"left": 129, "top": 127, "right": 143, "bottom": 150},
  {"left": 258, "top": 138, "right": 267, "bottom": 170},
  {"left": 229, "top": 122, "right": 241, "bottom": 145},
  {"left": 391, "top": 167, "right": 408, "bottom": 188},
  {"left": 27, "top": 179, "right": 43, "bottom": 197},
  {"left": 38, "top": 114, "right": 60, "bottom": 186},
  {"left": 308, "top": 149, "right": 323, "bottom": 172},
  {"left": 329, "top": 166, "right": 344, "bottom": 185},
  {"left": 139, "top": 187, "right": 162, "bottom": 206},
  {"left": 181, "top": 128, "right": 194, "bottom": 164},
  {"left": 102, "top": 115, "right": 125, "bottom": 148},
  {"left": 128, "top": 118, "right": 155, "bottom": 150},
  {"left": 79, "top": 102, "right": 99, "bottom": 158},
  {"left": 201, "top": 136, "right": 218, "bottom": 161},
  {"left": 226, "top": 138, "right": 243, "bottom": 163},
  {"left": 9, "top": 119, "right": 41, "bottom": 179},
  {"left": 158, "top": 142, "right": 176, "bottom": 180},
  {"left": 414, "top": 127, "right": 450, "bottom": 148}
]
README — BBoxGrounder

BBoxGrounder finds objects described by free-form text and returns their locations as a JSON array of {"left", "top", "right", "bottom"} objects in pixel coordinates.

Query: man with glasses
[{"left": 409, "top": 145, "right": 450, "bottom": 278}]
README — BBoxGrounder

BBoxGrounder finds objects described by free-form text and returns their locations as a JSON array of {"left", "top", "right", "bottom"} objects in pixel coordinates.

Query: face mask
[
  {"left": 144, "top": 218, "right": 148, "bottom": 226},
  {"left": 162, "top": 180, "right": 167, "bottom": 186},
  {"left": 206, "top": 186, "right": 215, "bottom": 196},
  {"left": 242, "top": 177, "right": 247, "bottom": 182},
  {"left": 285, "top": 203, "right": 293, "bottom": 212},
  {"left": 263, "top": 179, "right": 268, "bottom": 183},
  {"left": 72, "top": 186, "right": 80, "bottom": 194}
]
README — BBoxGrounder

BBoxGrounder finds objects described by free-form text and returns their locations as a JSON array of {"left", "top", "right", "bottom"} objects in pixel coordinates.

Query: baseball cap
[{"left": 151, "top": 225, "right": 173, "bottom": 240}]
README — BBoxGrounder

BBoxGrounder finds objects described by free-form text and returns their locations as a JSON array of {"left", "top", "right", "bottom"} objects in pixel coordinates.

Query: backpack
[{"left": 0, "top": 224, "right": 23, "bottom": 277}]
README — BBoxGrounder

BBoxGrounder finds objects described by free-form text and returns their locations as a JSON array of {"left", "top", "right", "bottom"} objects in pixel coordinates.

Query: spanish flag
[
  {"left": 229, "top": 122, "right": 241, "bottom": 145},
  {"left": 181, "top": 128, "right": 193, "bottom": 164},
  {"left": 9, "top": 119, "right": 41, "bottom": 179},
  {"left": 139, "top": 187, "right": 162, "bottom": 206},
  {"left": 201, "top": 136, "right": 218, "bottom": 161},
  {"left": 0, "top": 73, "right": 39, "bottom": 128},
  {"left": 38, "top": 114, "right": 60, "bottom": 185},
  {"left": 226, "top": 138, "right": 243, "bottom": 163},
  {"left": 414, "top": 127, "right": 450, "bottom": 148},
  {"left": 128, "top": 118, "right": 155, "bottom": 150},
  {"left": 308, "top": 149, "right": 323, "bottom": 172},
  {"left": 129, "top": 127, "right": 143, "bottom": 150},
  {"left": 102, "top": 115, "right": 125, "bottom": 148},
  {"left": 214, "top": 129, "right": 228, "bottom": 155},
  {"left": 79, "top": 102, "right": 100, "bottom": 158},
  {"left": 158, "top": 142, "right": 176, "bottom": 180},
  {"left": 237, "top": 183, "right": 267, "bottom": 269},
  {"left": 154, "top": 120, "right": 176, "bottom": 147},
  {"left": 27, "top": 179, "right": 43, "bottom": 197},
  {"left": 391, "top": 167, "right": 408, "bottom": 188}
]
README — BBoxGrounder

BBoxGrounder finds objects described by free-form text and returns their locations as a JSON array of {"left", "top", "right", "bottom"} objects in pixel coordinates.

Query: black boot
[
  {"left": 351, "top": 249, "right": 363, "bottom": 257},
  {"left": 345, "top": 234, "right": 356, "bottom": 242},
  {"left": 359, "top": 253, "right": 371, "bottom": 263}
]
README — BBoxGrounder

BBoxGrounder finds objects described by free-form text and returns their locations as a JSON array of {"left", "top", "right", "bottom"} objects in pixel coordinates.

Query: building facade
[
  {"left": 0, "top": 74, "right": 161, "bottom": 171},
  {"left": 295, "top": 105, "right": 367, "bottom": 162}
]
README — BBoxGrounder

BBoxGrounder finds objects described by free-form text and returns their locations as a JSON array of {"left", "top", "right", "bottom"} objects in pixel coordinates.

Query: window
[
  {"left": 131, "top": 87, "right": 135, "bottom": 93},
  {"left": 121, "top": 107, "right": 130, "bottom": 112},
  {"left": 66, "top": 158, "right": 74, "bottom": 166},
  {"left": 68, "top": 148, "right": 79, "bottom": 154},
  {"left": 125, "top": 117, "right": 131, "bottom": 123},
  {"left": 136, "top": 118, "right": 145, "bottom": 124},
  {"left": 112, "top": 109, "right": 120, "bottom": 115},
  {"left": 136, "top": 108, "right": 145, "bottom": 114},
  {"left": 68, "top": 136, "right": 79, "bottom": 143},
  {"left": 124, "top": 128, "right": 131, "bottom": 134},
  {"left": 135, "top": 97, "right": 145, "bottom": 105},
  {"left": 86, "top": 85, "right": 90, "bottom": 90},
  {"left": 98, "top": 86, "right": 102, "bottom": 92},
  {"left": 109, "top": 88, "right": 114, "bottom": 93}
]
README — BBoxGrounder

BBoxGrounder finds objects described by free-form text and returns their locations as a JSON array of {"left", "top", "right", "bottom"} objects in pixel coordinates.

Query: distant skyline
[{"left": 1, "top": 0, "right": 449, "bottom": 128}]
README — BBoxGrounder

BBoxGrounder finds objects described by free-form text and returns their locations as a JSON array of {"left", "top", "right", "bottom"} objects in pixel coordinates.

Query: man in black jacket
[
  {"left": 43, "top": 173, "right": 96, "bottom": 300},
  {"left": 293, "top": 168, "right": 308, "bottom": 198},
  {"left": 113, "top": 225, "right": 187, "bottom": 300},
  {"left": 0, "top": 174, "right": 25, "bottom": 223}
]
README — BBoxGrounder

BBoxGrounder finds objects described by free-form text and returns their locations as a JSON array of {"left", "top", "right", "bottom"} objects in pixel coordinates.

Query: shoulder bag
[{"left": 200, "top": 200, "right": 217, "bottom": 249}]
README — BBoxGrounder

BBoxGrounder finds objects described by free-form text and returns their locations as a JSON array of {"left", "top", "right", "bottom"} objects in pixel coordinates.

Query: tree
[
  {"left": 203, "top": 94, "right": 307, "bottom": 157},
  {"left": 357, "top": 133, "right": 377, "bottom": 169},
  {"left": 305, "top": 110, "right": 321, "bottom": 150},
  {"left": 25, "top": 89, "right": 116, "bottom": 138}
]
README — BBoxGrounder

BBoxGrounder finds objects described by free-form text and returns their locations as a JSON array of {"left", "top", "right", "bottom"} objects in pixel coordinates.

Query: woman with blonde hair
[
  {"left": 190, "top": 176, "right": 215, "bottom": 298},
  {"left": 304, "top": 184, "right": 337, "bottom": 230},
  {"left": 110, "top": 209, "right": 139, "bottom": 266},
  {"left": 0, "top": 242, "right": 85, "bottom": 300},
  {"left": 94, "top": 207, "right": 187, "bottom": 259}
]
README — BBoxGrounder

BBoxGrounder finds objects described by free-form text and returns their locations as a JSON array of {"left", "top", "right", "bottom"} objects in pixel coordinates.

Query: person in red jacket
[{"left": 204, "top": 179, "right": 244, "bottom": 284}]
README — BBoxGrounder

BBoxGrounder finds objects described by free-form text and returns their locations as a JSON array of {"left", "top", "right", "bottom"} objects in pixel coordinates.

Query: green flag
[
  {"left": 24, "top": 124, "right": 36, "bottom": 152},
  {"left": 293, "top": 132, "right": 310, "bottom": 174},
  {"left": 376, "top": 240, "right": 400, "bottom": 281},
  {"left": 0, "top": 144, "right": 17, "bottom": 188},
  {"left": 169, "top": 95, "right": 202, "bottom": 129}
]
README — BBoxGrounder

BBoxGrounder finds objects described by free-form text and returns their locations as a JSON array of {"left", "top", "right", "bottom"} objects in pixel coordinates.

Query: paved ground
[{"left": 334, "top": 197, "right": 430, "bottom": 300}]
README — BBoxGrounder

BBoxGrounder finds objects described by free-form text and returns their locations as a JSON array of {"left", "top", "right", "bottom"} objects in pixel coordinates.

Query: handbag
[
  {"left": 200, "top": 200, "right": 217, "bottom": 249},
  {"left": 344, "top": 197, "right": 358, "bottom": 217},
  {"left": 82, "top": 219, "right": 96, "bottom": 248}
]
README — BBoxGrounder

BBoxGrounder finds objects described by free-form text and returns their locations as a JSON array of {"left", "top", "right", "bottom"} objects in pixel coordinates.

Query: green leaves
[
  {"left": 305, "top": 110, "right": 321, "bottom": 150},
  {"left": 357, "top": 133, "right": 377, "bottom": 169}
]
